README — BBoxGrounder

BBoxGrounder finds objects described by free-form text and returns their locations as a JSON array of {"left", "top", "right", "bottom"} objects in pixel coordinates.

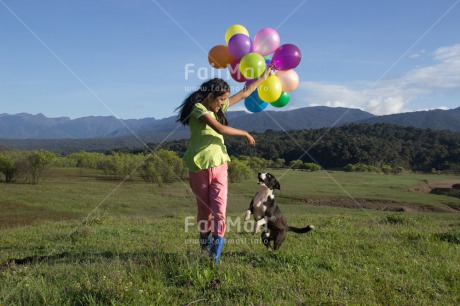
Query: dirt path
[
  {"left": 298, "top": 197, "right": 458, "bottom": 213},
  {"left": 410, "top": 180, "right": 460, "bottom": 193},
  {"left": 289, "top": 179, "right": 460, "bottom": 213},
  {"left": 427, "top": 180, "right": 460, "bottom": 189}
]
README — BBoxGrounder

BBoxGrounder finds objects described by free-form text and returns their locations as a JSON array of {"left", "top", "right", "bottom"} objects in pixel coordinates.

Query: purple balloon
[
  {"left": 228, "top": 34, "right": 253, "bottom": 59},
  {"left": 244, "top": 79, "right": 256, "bottom": 86},
  {"left": 271, "top": 44, "right": 301, "bottom": 70}
]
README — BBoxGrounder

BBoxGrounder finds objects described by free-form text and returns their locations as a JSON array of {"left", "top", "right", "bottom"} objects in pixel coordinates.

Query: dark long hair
[{"left": 176, "top": 78, "right": 230, "bottom": 126}]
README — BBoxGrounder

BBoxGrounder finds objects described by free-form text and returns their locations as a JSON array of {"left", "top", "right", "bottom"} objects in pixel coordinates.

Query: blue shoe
[
  {"left": 199, "top": 231, "right": 211, "bottom": 252},
  {"left": 210, "top": 236, "right": 225, "bottom": 266}
]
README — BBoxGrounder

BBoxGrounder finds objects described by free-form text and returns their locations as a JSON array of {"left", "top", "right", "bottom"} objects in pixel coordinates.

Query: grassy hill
[{"left": 1, "top": 168, "right": 459, "bottom": 304}]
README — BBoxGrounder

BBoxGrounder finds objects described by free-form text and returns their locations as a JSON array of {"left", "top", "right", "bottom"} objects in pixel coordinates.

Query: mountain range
[{"left": 1, "top": 106, "right": 459, "bottom": 142}]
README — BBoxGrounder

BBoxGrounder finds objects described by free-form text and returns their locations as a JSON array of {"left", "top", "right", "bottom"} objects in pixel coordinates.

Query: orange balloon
[{"left": 208, "top": 45, "right": 235, "bottom": 69}]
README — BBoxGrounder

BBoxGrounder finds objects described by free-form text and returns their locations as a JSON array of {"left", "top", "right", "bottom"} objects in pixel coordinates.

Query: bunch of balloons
[{"left": 208, "top": 24, "right": 301, "bottom": 113}]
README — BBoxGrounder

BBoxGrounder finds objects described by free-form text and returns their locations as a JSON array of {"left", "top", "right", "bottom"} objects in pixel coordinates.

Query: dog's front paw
[
  {"left": 252, "top": 225, "right": 260, "bottom": 234},
  {"left": 244, "top": 210, "right": 251, "bottom": 221}
]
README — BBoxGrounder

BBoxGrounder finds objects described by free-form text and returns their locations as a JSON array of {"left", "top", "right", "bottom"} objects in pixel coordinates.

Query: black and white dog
[{"left": 244, "top": 172, "right": 314, "bottom": 250}]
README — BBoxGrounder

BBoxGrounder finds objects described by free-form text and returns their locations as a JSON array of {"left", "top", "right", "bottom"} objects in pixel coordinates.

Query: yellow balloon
[
  {"left": 258, "top": 75, "right": 282, "bottom": 103},
  {"left": 225, "top": 24, "right": 249, "bottom": 44}
]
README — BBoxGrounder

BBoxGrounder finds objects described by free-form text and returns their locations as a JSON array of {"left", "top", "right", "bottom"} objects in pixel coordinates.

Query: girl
[{"left": 177, "top": 67, "right": 271, "bottom": 266}]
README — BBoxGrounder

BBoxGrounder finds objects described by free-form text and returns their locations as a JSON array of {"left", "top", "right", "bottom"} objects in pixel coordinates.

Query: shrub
[
  {"left": 344, "top": 164, "right": 355, "bottom": 172},
  {"left": 440, "top": 162, "right": 460, "bottom": 174},
  {"left": 431, "top": 168, "right": 441, "bottom": 175},
  {"left": 381, "top": 164, "right": 392, "bottom": 175},
  {"left": 437, "top": 231, "right": 460, "bottom": 244},
  {"left": 289, "top": 160, "right": 303, "bottom": 170},
  {"left": 303, "top": 162, "right": 321, "bottom": 171},
  {"left": 394, "top": 166, "right": 405, "bottom": 175},
  {"left": 238, "top": 156, "right": 271, "bottom": 171},
  {"left": 11, "top": 154, "right": 31, "bottom": 183},
  {"left": 0, "top": 151, "right": 17, "bottom": 182},
  {"left": 0, "top": 150, "right": 55, "bottom": 184},
  {"left": 68, "top": 151, "right": 105, "bottom": 169},
  {"left": 383, "top": 215, "right": 408, "bottom": 225},
  {"left": 28, "top": 150, "right": 56, "bottom": 184},
  {"left": 228, "top": 158, "right": 252, "bottom": 183},
  {"left": 273, "top": 158, "right": 286, "bottom": 168},
  {"left": 354, "top": 163, "right": 371, "bottom": 172},
  {"left": 138, "top": 150, "right": 185, "bottom": 185},
  {"left": 52, "top": 156, "right": 75, "bottom": 168},
  {"left": 99, "top": 153, "right": 143, "bottom": 179},
  {"left": 344, "top": 163, "right": 388, "bottom": 173}
]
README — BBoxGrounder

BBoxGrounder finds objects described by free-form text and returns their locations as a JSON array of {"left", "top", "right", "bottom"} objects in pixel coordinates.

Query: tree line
[
  {"left": 0, "top": 149, "right": 289, "bottom": 185},
  {"left": 148, "top": 123, "right": 460, "bottom": 173},
  {"left": 1, "top": 123, "right": 459, "bottom": 184}
]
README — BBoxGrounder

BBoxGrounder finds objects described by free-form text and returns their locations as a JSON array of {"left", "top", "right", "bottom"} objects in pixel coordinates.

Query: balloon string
[{"left": 268, "top": 64, "right": 277, "bottom": 75}]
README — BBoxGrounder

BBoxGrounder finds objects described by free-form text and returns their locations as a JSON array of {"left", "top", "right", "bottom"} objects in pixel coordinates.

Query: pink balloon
[
  {"left": 253, "top": 28, "right": 280, "bottom": 56},
  {"left": 276, "top": 69, "right": 299, "bottom": 92}
]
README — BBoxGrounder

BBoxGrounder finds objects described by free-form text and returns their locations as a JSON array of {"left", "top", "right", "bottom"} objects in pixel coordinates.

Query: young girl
[{"left": 177, "top": 67, "right": 271, "bottom": 266}]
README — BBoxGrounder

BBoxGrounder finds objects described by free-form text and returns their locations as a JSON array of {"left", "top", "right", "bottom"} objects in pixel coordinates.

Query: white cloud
[
  {"left": 418, "top": 106, "right": 449, "bottom": 111},
  {"left": 298, "top": 43, "right": 460, "bottom": 115},
  {"left": 300, "top": 82, "right": 411, "bottom": 115},
  {"left": 433, "top": 44, "right": 460, "bottom": 61},
  {"left": 403, "top": 44, "right": 460, "bottom": 89},
  {"left": 409, "top": 49, "right": 426, "bottom": 59}
]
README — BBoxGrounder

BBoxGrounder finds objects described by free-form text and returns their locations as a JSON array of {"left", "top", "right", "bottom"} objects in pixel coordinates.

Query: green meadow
[{"left": 1, "top": 168, "right": 459, "bottom": 305}]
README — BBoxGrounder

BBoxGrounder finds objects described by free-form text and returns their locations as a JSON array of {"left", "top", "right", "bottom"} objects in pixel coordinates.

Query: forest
[
  {"left": 132, "top": 123, "right": 460, "bottom": 173},
  {"left": 1, "top": 123, "right": 459, "bottom": 178}
]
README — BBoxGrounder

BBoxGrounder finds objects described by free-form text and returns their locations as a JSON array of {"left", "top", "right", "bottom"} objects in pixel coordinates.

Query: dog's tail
[{"left": 288, "top": 225, "right": 315, "bottom": 233}]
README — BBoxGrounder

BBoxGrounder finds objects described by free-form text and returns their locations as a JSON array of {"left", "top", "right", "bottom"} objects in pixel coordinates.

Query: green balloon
[
  {"left": 270, "top": 92, "right": 290, "bottom": 108},
  {"left": 240, "top": 53, "right": 266, "bottom": 79}
]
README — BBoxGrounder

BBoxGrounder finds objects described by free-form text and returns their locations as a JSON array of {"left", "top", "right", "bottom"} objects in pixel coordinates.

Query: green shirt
[{"left": 183, "top": 99, "right": 231, "bottom": 172}]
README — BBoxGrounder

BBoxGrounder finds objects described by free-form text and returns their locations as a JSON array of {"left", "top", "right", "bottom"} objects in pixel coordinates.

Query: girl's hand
[
  {"left": 228, "top": 65, "right": 274, "bottom": 107},
  {"left": 262, "top": 64, "right": 274, "bottom": 79},
  {"left": 245, "top": 133, "right": 256, "bottom": 146}
]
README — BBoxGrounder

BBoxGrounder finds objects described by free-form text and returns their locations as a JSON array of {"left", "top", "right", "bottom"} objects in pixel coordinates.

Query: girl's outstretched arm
[
  {"left": 199, "top": 113, "right": 256, "bottom": 146},
  {"left": 228, "top": 66, "right": 272, "bottom": 107}
]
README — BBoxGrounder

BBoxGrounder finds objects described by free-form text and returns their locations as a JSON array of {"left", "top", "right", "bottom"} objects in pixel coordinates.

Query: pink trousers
[{"left": 189, "top": 163, "right": 228, "bottom": 237}]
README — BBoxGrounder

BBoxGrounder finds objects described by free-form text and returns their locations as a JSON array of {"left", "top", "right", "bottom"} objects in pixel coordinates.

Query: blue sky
[{"left": 1, "top": 0, "right": 459, "bottom": 119}]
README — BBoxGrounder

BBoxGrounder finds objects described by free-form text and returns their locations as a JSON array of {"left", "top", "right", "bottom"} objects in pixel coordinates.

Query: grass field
[{"left": 1, "top": 168, "right": 459, "bottom": 305}]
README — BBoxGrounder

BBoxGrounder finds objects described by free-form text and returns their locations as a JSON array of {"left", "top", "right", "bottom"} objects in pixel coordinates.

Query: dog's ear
[{"left": 274, "top": 180, "right": 280, "bottom": 190}]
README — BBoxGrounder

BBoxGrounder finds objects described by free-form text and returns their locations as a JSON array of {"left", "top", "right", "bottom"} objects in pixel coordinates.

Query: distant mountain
[
  {"left": 107, "top": 106, "right": 376, "bottom": 142},
  {"left": 228, "top": 106, "right": 375, "bottom": 132},
  {"left": 0, "top": 107, "right": 373, "bottom": 141},
  {"left": 0, "top": 113, "right": 157, "bottom": 139},
  {"left": 358, "top": 107, "right": 460, "bottom": 131},
  {"left": 0, "top": 106, "right": 459, "bottom": 144},
  {"left": 0, "top": 113, "right": 71, "bottom": 139}
]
